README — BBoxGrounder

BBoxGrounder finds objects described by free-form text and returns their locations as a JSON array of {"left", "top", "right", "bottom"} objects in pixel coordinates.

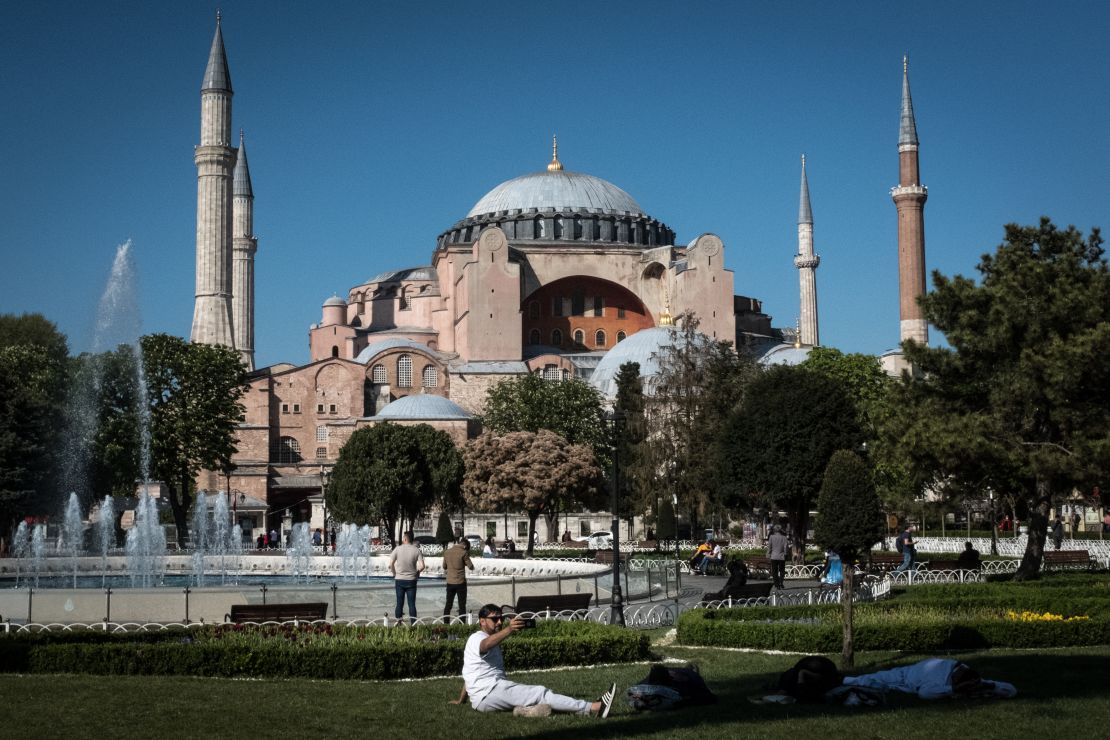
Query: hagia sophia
[{"left": 189, "top": 16, "right": 928, "bottom": 539}]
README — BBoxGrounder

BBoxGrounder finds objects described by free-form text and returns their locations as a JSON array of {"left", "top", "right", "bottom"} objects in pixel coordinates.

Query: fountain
[
  {"left": 96, "top": 495, "right": 116, "bottom": 588},
  {"left": 125, "top": 492, "right": 165, "bottom": 587},
  {"left": 287, "top": 522, "right": 312, "bottom": 582},
  {"left": 229, "top": 524, "right": 243, "bottom": 584},
  {"left": 12, "top": 521, "right": 30, "bottom": 587},
  {"left": 62, "top": 492, "right": 84, "bottom": 588},
  {"left": 212, "top": 492, "right": 230, "bottom": 582},
  {"left": 191, "top": 491, "right": 209, "bottom": 586},
  {"left": 30, "top": 524, "right": 46, "bottom": 589}
]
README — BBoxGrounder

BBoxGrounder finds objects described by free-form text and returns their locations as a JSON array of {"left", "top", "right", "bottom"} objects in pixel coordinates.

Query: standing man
[
  {"left": 389, "top": 531, "right": 425, "bottom": 624},
  {"left": 1051, "top": 516, "right": 1064, "bottom": 550},
  {"left": 767, "top": 525, "right": 790, "bottom": 589},
  {"left": 443, "top": 537, "right": 474, "bottom": 622},
  {"left": 461, "top": 604, "right": 617, "bottom": 717},
  {"left": 894, "top": 524, "right": 917, "bottom": 572}
]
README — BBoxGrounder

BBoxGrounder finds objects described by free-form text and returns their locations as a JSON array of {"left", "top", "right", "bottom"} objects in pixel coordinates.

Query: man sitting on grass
[{"left": 457, "top": 604, "right": 617, "bottom": 717}]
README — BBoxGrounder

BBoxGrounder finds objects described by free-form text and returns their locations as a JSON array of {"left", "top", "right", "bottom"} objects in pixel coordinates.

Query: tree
[
  {"left": 656, "top": 496, "right": 676, "bottom": 544},
  {"left": 813, "top": 450, "right": 885, "bottom": 668},
  {"left": 481, "top": 373, "right": 608, "bottom": 460},
  {"left": 642, "top": 313, "right": 758, "bottom": 535},
  {"left": 462, "top": 430, "right": 603, "bottom": 556},
  {"left": 720, "top": 365, "right": 863, "bottom": 559},
  {"left": 327, "top": 423, "right": 462, "bottom": 542},
  {"left": 142, "top": 334, "right": 246, "bottom": 544},
  {"left": 435, "top": 511, "right": 455, "bottom": 546},
  {"left": 884, "top": 219, "right": 1110, "bottom": 579},
  {"left": 613, "top": 362, "right": 647, "bottom": 537},
  {"left": 0, "top": 314, "right": 69, "bottom": 526}
]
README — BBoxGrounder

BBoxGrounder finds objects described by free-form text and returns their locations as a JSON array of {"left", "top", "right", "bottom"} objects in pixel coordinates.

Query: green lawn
[{"left": 3, "top": 644, "right": 1108, "bottom": 739}]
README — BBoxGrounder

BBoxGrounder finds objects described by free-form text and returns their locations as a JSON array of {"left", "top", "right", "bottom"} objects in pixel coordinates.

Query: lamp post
[
  {"left": 607, "top": 410, "right": 626, "bottom": 627},
  {"left": 989, "top": 490, "right": 998, "bottom": 556},
  {"left": 320, "top": 466, "right": 330, "bottom": 553}
]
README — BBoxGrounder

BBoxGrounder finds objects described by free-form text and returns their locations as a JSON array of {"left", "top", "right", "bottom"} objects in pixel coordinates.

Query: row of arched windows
[
  {"left": 528, "top": 328, "right": 626, "bottom": 348},
  {"left": 369, "top": 355, "right": 439, "bottom": 389}
]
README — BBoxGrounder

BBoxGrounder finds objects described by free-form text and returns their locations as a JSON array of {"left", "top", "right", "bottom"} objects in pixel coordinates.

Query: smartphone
[{"left": 521, "top": 617, "right": 536, "bottom": 628}]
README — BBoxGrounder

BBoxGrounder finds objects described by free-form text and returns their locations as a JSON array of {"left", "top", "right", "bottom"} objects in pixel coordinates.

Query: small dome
[
  {"left": 323, "top": 295, "right": 346, "bottom": 307},
  {"left": 757, "top": 343, "right": 813, "bottom": 367},
  {"left": 467, "top": 170, "right": 644, "bottom": 218},
  {"left": 366, "top": 266, "right": 438, "bottom": 284},
  {"left": 375, "top": 394, "right": 472, "bottom": 420},
  {"left": 589, "top": 327, "right": 709, "bottom": 399}
]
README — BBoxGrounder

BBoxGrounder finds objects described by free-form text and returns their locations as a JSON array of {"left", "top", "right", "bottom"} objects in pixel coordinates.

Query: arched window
[
  {"left": 316, "top": 426, "right": 328, "bottom": 442},
  {"left": 573, "top": 329, "right": 585, "bottom": 347},
  {"left": 571, "top": 288, "right": 585, "bottom": 316},
  {"left": 422, "top": 365, "right": 438, "bottom": 388},
  {"left": 529, "top": 328, "right": 541, "bottom": 345},
  {"left": 371, "top": 364, "right": 387, "bottom": 384},
  {"left": 534, "top": 216, "right": 545, "bottom": 239},
  {"left": 617, "top": 331, "right": 627, "bottom": 343},
  {"left": 595, "top": 330, "right": 606, "bottom": 347},
  {"left": 270, "top": 436, "right": 302, "bottom": 464},
  {"left": 399, "top": 287, "right": 410, "bottom": 310},
  {"left": 331, "top": 345, "right": 339, "bottom": 358},
  {"left": 397, "top": 355, "right": 413, "bottom": 388},
  {"left": 554, "top": 217, "right": 564, "bottom": 239},
  {"left": 542, "top": 364, "right": 560, "bottom": 381},
  {"left": 551, "top": 329, "right": 562, "bottom": 346},
  {"left": 574, "top": 216, "right": 583, "bottom": 239},
  {"left": 528, "top": 301, "right": 540, "bottom": 319}
]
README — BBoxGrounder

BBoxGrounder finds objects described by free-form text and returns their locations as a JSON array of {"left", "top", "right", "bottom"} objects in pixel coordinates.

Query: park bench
[
  {"left": 742, "top": 556, "right": 772, "bottom": 576},
  {"left": 561, "top": 539, "right": 588, "bottom": 548},
  {"left": 594, "top": 549, "right": 629, "bottom": 565},
  {"left": 1043, "top": 550, "right": 1095, "bottom": 571},
  {"left": 700, "top": 582, "right": 773, "bottom": 605},
  {"left": 226, "top": 602, "right": 328, "bottom": 623},
  {"left": 503, "top": 593, "right": 593, "bottom": 618},
  {"left": 867, "top": 553, "right": 906, "bottom": 572}
]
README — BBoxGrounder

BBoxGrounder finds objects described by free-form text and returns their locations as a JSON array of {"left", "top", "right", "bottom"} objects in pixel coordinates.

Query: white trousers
[{"left": 474, "top": 679, "right": 591, "bottom": 715}]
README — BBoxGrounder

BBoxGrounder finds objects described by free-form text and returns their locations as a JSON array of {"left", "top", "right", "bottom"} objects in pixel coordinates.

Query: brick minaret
[
  {"left": 794, "top": 154, "right": 820, "bottom": 346},
  {"left": 190, "top": 13, "right": 237, "bottom": 350},
  {"left": 891, "top": 56, "right": 928, "bottom": 346},
  {"left": 232, "top": 129, "right": 257, "bottom": 370}
]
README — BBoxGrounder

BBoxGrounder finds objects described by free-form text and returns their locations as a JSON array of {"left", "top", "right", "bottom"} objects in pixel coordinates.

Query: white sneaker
[
  {"left": 599, "top": 682, "right": 617, "bottom": 718},
  {"left": 513, "top": 704, "right": 552, "bottom": 717}
]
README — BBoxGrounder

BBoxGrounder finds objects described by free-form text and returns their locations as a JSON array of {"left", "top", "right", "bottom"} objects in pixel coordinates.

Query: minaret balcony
[
  {"left": 891, "top": 185, "right": 928, "bottom": 200},
  {"left": 793, "top": 255, "right": 820, "bottom": 269}
]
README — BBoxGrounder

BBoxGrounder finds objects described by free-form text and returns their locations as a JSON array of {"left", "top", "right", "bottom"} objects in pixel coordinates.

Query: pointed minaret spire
[
  {"left": 202, "top": 10, "right": 233, "bottom": 93},
  {"left": 798, "top": 154, "right": 813, "bottom": 225},
  {"left": 899, "top": 55, "right": 918, "bottom": 148},
  {"left": 547, "top": 135, "right": 563, "bottom": 171},
  {"left": 892, "top": 56, "right": 929, "bottom": 348},
  {"left": 794, "top": 154, "right": 820, "bottom": 346},
  {"left": 231, "top": 128, "right": 258, "bottom": 371},
  {"left": 233, "top": 129, "right": 253, "bottom": 197}
]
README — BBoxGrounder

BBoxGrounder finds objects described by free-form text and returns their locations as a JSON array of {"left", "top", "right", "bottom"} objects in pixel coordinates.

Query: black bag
[
  {"left": 777, "top": 656, "right": 843, "bottom": 703},
  {"left": 896, "top": 536, "right": 905, "bottom": 553},
  {"left": 627, "top": 663, "right": 717, "bottom": 711}
]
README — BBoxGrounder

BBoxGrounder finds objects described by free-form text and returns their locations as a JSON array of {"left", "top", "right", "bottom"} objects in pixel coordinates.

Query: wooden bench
[
  {"left": 867, "top": 553, "right": 906, "bottom": 572},
  {"left": 594, "top": 549, "right": 628, "bottom": 564},
  {"left": 503, "top": 593, "right": 593, "bottom": 618},
  {"left": 1043, "top": 550, "right": 1095, "bottom": 571},
  {"left": 926, "top": 559, "right": 981, "bottom": 571},
  {"left": 742, "top": 556, "right": 772, "bottom": 576},
  {"left": 226, "top": 602, "right": 328, "bottom": 623},
  {"left": 700, "top": 582, "right": 773, "bottom": 605}
]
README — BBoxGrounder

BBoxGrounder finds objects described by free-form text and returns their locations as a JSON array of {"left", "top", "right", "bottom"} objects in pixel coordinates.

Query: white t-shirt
[
  {"left": 462, "top": 629, "right": 504, "bottom": 704},
  {"left": 843, "top": 659, "right": 1017, "bottom": 700}
]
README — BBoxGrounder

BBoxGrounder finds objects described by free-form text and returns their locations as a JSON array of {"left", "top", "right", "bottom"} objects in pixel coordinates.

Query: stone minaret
[
  {"left": 232, "top": 129, "right": 257, "bottom": 370},
  {"left": 794, "top": 154, "right": 820, "bottom": 346},
  {"left": 190, "top": 13, "right": 237, "bottom": 350},
  {"left": 891, "top": 56, "right": 928, "bottom": 346}
]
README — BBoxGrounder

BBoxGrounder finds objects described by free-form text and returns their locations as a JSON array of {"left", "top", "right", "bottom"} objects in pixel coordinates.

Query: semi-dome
[
  {"left": 374, "top": 394, "right": 472, "bottom": 420},
  {"left": 467, "top": 170, "right": 644, "bottom": 218},
  {"left": 589, "top": 326, "right": 709, "bottom": 399},
  {"left": 323, "top": 295, "right": 347, "bottom": 307}
]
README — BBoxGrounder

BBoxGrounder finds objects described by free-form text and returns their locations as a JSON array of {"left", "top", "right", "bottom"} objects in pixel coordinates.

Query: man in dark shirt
[
  {"left": 894, "top": 525, "right": 916, "bottom": 572},
  {"left": 956, "top": 541, "right": 980, "bottom": 569},
  {"left": 443, "top": 537, "right": 475, "bottom": 622}
]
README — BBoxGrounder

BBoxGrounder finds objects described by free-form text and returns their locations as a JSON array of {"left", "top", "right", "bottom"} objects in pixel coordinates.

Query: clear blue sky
[{"left": 2, "top": 1, "right": 1107, "bottom": 368}]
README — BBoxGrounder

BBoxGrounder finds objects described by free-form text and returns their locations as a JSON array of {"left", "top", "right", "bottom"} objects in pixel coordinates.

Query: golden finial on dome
[
  {"left": 794, "top": 318, "right": 802, "bottom": 348},
  {"left": 547, "top": 135, "right": 563, "bottom": 172}
]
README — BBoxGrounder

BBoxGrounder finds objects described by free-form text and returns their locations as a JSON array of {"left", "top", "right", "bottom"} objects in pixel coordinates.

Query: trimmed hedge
[
  {"left": 0, "top": 621, "right": 651, "bottom": 679},
  {"left": 678, "top": 575, "right": 1110, "bottom": 652}
]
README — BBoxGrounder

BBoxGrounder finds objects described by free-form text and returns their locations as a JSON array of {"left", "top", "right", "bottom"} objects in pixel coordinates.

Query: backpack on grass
[{"left": 626, "top": 664, "right": 717, "bottom": 711}]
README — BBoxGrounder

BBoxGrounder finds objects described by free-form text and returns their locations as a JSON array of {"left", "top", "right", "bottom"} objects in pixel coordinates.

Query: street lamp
[
  {"left": 320, "top": 466, "right": 330, "bottom": 553},
  {"left": 606, "top": 410, "right": 626, "bottom": 627}
]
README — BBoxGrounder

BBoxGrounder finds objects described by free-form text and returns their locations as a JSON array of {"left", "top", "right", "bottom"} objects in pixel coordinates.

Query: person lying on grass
[
  {"left": 764, "top": 656, "right": 1016, "bottom": 704},
  {"left": 455, "top": 604, "right": 617, "bottom": 717}
]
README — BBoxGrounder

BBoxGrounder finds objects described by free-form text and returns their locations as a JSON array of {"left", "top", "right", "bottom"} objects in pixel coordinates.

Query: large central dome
[{"left": 467, "top": 170, "right": 644, "bottom": 218}]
